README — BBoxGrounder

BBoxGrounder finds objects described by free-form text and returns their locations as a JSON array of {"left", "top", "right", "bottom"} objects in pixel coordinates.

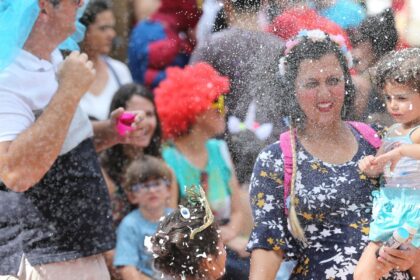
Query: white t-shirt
[
  {"left": 79, "top": 56, "right": 132, "bottom": 120},
  {"left": 0, "top": 49, "right": 93, "bottom": 155}
]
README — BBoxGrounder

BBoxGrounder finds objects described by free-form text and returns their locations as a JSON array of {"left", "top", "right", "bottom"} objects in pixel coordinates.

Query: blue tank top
[
  {"left": 163, "top": 139, "right": 232, "bottom": 221},
  {"left": 383, "top": 124, "right": 420, "bottom": 189}
]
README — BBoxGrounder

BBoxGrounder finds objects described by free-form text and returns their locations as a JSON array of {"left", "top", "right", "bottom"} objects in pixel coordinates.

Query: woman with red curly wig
[{"left": 155, "top": 62, "right": 250, "bottom": 279}]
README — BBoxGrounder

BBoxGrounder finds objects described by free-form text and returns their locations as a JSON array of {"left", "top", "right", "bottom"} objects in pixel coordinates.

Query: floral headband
[{"left": 278, "top": 29, "right": 354, "bottom": 76}]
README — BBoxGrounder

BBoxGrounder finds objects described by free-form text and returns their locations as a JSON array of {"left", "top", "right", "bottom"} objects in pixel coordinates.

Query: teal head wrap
[{"left": 0, "top": 0, "right": 89, "bottom": 71}]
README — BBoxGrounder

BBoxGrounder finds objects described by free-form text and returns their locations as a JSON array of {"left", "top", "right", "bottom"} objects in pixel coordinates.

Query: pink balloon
[{"left": 116, "top": 112, "right": 136, "bottom": 136}]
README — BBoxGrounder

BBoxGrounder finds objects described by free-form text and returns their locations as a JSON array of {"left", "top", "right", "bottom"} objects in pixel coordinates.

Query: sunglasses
[
  {"left": 211, "top": 95, "right": 225, "bottom": 115},
  {"left": 130, "top": 179, "right": 168, "bottom": 192}
]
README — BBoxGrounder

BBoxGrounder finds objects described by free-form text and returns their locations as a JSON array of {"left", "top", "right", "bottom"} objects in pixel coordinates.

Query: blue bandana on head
[{"left": 0, "top": 0, "right": 89, "bottom": 71}]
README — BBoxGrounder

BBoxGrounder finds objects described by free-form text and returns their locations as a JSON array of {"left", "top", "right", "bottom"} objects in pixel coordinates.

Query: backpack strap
[
  {"left": 104, "top": 56, "right": 122, "bottom": 87},
  {"left": 279, "top": 131, "right": 293, "bottom": 215},
  {"left": 347, "top": 121, "right": 382, "bottom": 149}
]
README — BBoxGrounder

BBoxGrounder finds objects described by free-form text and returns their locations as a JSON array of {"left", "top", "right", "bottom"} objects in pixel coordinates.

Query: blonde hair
[{"left": 288, "top": 126, "right": 307, "bottom": 244}]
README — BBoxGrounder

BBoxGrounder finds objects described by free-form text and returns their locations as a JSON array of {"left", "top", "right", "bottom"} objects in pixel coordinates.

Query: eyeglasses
[
  {"left": 297, "top": 76, "right": 345, "bottom": 91},
  {"left": 211, "top": 95, "right": 225, "bottom": 115},
  {"left": 131, "top": 179, "right": 168, "bottom": 192}
]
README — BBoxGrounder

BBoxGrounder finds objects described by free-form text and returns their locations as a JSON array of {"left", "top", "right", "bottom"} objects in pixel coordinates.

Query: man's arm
[{"left": 0, "top": 52, "right": 95, "bottom": 192}]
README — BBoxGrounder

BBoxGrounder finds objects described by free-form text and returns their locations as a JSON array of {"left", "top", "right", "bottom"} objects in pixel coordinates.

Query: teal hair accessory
[{"left": 59, "top": 0, "right": 90, "bottom": 50}]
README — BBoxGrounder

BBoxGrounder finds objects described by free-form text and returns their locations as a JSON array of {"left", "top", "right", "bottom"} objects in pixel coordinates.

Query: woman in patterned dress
[{"left": 247, "top": 30, "right": 420, "bottom": 279}]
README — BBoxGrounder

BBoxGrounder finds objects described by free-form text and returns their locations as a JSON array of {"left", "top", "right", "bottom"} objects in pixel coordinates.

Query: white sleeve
[
  {"left": 109, "top": 58, "right": 133, "bottom": 85},
  {"left": 119, "top": 64, "right": 133, "bottom": 85},
  {"left": 0, "top": 92, "right": 34, "bottom": 142}
]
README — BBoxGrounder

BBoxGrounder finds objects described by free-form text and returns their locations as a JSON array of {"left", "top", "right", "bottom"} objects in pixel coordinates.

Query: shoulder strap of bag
[
  {"left": 279, "top": 131, "right": 293, "bottom": 215},
  {"left": 347, "top": 121, "right": 382, "bottom": 149}
]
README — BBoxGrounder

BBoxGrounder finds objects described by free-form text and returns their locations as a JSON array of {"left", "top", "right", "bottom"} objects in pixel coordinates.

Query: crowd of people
[{"left": 0, "top": 0, "right": 420, "bottom": 279}]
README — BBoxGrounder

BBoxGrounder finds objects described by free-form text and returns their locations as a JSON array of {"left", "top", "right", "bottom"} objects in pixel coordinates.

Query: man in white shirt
[{"left": 0, "top": 0, "right": 144, "bottom": 279}]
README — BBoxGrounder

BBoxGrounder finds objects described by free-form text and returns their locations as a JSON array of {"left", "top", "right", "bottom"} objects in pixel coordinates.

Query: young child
[
  {"left": 355, "top": 48, "right": 420, "bottom": 279},
  {"left": 113, "top": 155, "right": 173, "bottom": 279},
  {"left": 150, "top": 186, "right": 227, "bottom": 280}
]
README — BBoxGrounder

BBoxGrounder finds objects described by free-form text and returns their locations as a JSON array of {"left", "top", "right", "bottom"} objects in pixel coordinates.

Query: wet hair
[
  {"left": 80, "top": 0, "right": 112, "bottom": 28},
  {"left": 374, "top": 48, "right": 420, "bottom": 93},
  {"left": 151, "top": 197, "right": 220, "bottom": 279},
  {"left": 280, "top": 34, "right": 356, "bottom": 125},
  {"left": 101, "top": 83, "right": 162, "bottom": 184},
  {"left": 226, "top": 0, "right": 262, "bottom": 13},
  {"left": 348, "top": 9, "right": 398, "bottom": 60},
  {"left": 123, "top": 155, "right": 171, "bottom": 193}
]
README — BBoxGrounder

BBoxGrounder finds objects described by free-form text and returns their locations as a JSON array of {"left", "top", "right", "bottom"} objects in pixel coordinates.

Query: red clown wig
[{"left": 155, "top": 63, "right": 230, "bottom": 139}]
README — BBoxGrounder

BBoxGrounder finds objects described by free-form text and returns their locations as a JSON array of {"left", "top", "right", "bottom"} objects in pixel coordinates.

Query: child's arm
[
  {"left": 373, "top": 127, "right": 420, "bottom": 170},
  {"left": 119, "top": 266, "right": 152, "bottom": 280},
  {"left": 359, "top": 145, "right": 386, "bottom": 178},
  {"left": 373, "top": 144, "right": 420, "bottom": 171},
  {"left": 354, "top": 242, "right": 394, "bottom": 280},
  {"left": 378, "top": 246, "right": 420, "bottom": 277},
  {"left": 220, "top": 172, "right": 243, "bottom": 243}
]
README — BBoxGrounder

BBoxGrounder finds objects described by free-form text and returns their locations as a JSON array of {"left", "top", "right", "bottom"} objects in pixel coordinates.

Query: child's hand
[
  {"left": 378, "top": 246, "right": 417, "bottom": 272},
  {"left": 372, "top": 147, "right": 403, "bottom": 172},
  {"left": 359, "top": 155, "right": 383, "bottom": 178}
]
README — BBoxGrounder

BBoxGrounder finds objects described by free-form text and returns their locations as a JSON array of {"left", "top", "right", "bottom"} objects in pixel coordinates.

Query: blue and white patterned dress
[{"left": 247, "top": 126, "right": 411, "bottom": 280}]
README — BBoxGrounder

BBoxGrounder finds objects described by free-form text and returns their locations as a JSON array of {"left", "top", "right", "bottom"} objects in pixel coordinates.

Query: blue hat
[{"left": 0, "top": 0, "right": 89, "bottom": 71}]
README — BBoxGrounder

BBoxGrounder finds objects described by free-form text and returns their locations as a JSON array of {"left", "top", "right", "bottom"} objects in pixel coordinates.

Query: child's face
[
  {"left": 383, "top": 82, "right": 420, "bottom": 127},
  {"left": 352, "top": 41, "right": 375, "bottom": 74},
  {"left": 129, "top": 178, "right": 170, "bottom": 211}
]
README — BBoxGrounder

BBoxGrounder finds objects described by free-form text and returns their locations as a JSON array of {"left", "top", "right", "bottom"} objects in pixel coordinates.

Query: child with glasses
[{"left": 113, "top": 155, "right": 173, "bottom": 279}]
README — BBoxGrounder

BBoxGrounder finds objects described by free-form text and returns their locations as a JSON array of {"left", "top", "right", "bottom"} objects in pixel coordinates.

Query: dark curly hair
[
  {"left": 80, "top": 0, "right": 112, "bottom": 28},
  {"left": 279, "top": 34, "right": 356, "bottom": 125},
  {"left": 348, "top": 9, "right": 398, "bottom": 60},
  {"left": 151, "top": 197, "right": 220, "bottom": 279},
  {"left": 101, "top": 83, "right": 162, "bottom": 184},
  {"left": 374, "top": 48, "right": 420, "bottom": 93}
]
